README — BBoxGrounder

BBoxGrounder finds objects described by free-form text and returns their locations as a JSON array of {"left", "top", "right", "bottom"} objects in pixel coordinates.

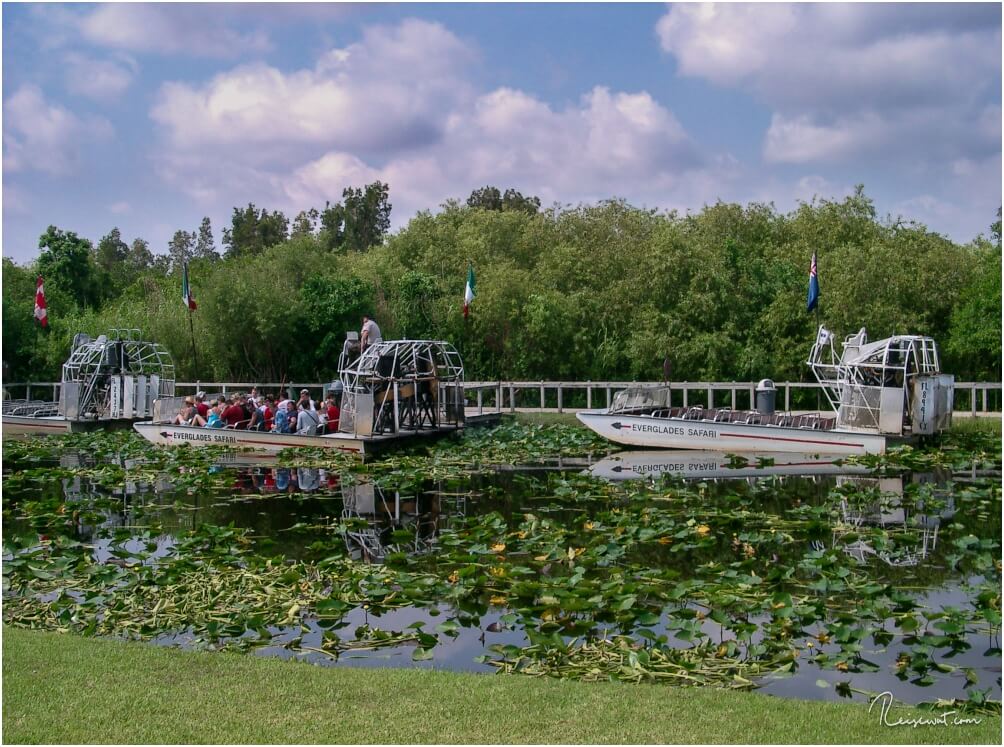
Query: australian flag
[{"left": 806, "top": 251, "right": 820, "bottom": 312}]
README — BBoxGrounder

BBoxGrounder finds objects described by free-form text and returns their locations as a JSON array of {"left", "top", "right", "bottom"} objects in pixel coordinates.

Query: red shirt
[
  {"left": 262, "top": 405, "right": 273, "bottom": 431},
  {"left": 222, "top": 404, "right": 246, "bottom": 428},
  {"left": 326, "top": 404, "right": 340, "bottom": 430}
]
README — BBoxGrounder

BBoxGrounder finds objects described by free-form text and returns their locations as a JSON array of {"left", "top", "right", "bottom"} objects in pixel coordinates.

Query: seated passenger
[
  {"left": 221, "top": 396, "right": 247, "bottom": 429},
  {"left": 324, "top": 393, "right": 340, "bottom": 434},
  {"left": 273, "top": 401, "right": 293, "bottom": 434},
  {"left": 205, "top": 401, "right": 224, "bottom": 428},
  {"left": 297, "top": 401, "right": 320, "bottom": 436},
  {"left": 194, "top": 391, "right": 209, "bottom": 419},
  {"left": 174, "top": 397, "right": 198, "bottom": 425}
]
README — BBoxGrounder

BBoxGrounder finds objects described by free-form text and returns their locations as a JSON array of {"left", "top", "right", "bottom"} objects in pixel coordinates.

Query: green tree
[
  {"left": 319, "top": 201, "right": 345, "bottom": 251},
  {"left": 127, "top": 238, "right": 155, "bottom": 274},
  {"left": 342, "top": 181, "right": 392, "bottom": 251},
  {"left": 467, "top": 186, "right": 541, "bottom": 214},
  {"left": 167, "top": 229, "right": 195, "bottom": 273},
  {"left": 37, "top": 225, "right": 98, "bottom": 309},
  {"left": 291, "top": 208, "right": 319, "bottom": 239},
  {"left": 222, "top": 204, "right": 289, "bottom": 258},
  {"left": 194, "top": 217, "right": 219, "bottom": 261}
]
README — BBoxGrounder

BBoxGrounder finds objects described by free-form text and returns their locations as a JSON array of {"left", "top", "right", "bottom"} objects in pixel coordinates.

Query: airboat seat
[{"left": 684, "top": 406, "right": 704, "bottom": 420}]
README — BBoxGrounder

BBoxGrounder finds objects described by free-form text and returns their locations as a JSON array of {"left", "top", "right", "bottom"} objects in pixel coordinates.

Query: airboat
[
  {"left": 577, "top": 327, "right": 954, "bottom": 455},
  {"left": 2, "top": 330, "right": 176, "bottom": 437},
  {"left": 134, "top": 336, "right": 466, "bottom": 455}
]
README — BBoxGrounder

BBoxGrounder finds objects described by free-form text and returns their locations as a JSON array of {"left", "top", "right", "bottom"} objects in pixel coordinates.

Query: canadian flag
[{"left": 34, "top": 275, "right": 48, "bottom": 328}]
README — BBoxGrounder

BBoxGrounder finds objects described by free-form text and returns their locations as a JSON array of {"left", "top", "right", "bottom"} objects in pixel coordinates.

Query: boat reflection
[
  {"left": 340, "top": 479, "right": 467, "bottom": 563},
  {"left": 824, "top": 474, "right": 956, "bottom": 567},
  {"left": 588, "top": 450, "right": 872, "bottom": 482}
]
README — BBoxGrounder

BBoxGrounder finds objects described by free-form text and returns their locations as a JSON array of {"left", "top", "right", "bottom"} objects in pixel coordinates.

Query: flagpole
[{"left": 188, "top": 309, "right": 199, "bottom": 375}]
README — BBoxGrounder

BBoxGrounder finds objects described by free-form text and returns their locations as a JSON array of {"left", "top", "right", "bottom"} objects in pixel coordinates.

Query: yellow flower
[
  {"left": 658, "top": 536, "right": 672, "bottom": 545},
  {"left": 696, "top": 524, "right": 711, "bottom": 537},
  {"left": 517, "top": 531, "right": 527, "bottom": 539},
  {"left": 534, "top": 554, "right": 549, "bottom": 562},
  {"left": 448, "top": 571, "right": 460, "bottom": 584},
  {"left": 489, "top": 566, "right": 507, "bottom": 578},
  {"left": 491, "top": 543, "right": 506, "bottom": 553},
  {"left": 489, "top": 595, "right": 507, "bottom": 606},
  {"left": 836, "top": 661, "right": 849, "bottom": 672},
  {"left": 584, "top": 521, "right": 595, "bottom": 531}
]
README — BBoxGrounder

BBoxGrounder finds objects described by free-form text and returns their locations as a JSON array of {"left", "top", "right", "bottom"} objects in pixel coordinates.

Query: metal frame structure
[
  {"left": 807, "top": 326, "right": 951, "bottom": 435},
  {"left": 337, "top": 339, "right": 465, "bottom": 436},
  {"left": 60, "top": 329, "right": 175, "bottom": 420}
]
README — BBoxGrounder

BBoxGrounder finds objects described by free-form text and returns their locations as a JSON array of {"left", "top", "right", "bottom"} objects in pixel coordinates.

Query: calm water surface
[{"left": 3, "top": 447, "right": 1000, "bottom": 707}]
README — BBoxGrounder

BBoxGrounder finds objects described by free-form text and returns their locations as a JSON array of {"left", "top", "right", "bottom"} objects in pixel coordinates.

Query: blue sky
[{"left": 3, "top": 2, "right": 1001, "bottom": 264}]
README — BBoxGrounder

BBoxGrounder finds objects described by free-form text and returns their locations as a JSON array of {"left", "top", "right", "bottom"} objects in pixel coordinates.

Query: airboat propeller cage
[
  {"left": 807, "top": 326, "right": 953, "bottom": 436},
  {"left": 337, "top": 338, "right": 465, "bottom": 437},
  {"left": 60, "top": 329, "right": 175, "bottom": 420}
]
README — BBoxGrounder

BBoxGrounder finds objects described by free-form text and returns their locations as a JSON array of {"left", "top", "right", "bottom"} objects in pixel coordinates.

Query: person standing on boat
[{"left": 360, "top": 314, "right": 382, "bottom": 353}]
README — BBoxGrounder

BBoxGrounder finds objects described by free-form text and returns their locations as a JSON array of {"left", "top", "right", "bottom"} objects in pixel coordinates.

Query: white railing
[{"left": 5, "top": 380, "right": 1001, "bottom": 416}]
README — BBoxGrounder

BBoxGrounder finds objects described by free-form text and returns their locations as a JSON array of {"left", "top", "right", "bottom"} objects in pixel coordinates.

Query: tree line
[{"left": 3, "top": 184, "right": 1000, "bottom": 389}]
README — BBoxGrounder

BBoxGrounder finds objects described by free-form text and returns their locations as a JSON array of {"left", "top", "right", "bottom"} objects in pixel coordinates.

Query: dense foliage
[{"left": 2, "top": 186, "right": 999, "bottom": 385}]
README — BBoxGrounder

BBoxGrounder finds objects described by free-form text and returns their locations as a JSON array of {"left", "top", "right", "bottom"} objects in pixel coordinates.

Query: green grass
[
  {"left": 950, "top": 414, "right": 1002, "bottom": 434},
  {"left": 511, "top": 412, "right": 584, "bottom": 427},
  {"left": 3, "top": 628, "right": 998, "bottom": 744}
]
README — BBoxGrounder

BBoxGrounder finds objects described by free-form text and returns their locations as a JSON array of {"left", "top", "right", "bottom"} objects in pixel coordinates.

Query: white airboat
[
  {"left": 2, "top": 330, "right": 176, "bottom": 437},
  {"left": 134, "top": 337, "right": 467, "bottom": 456},
  {"left": 576, "top": 327, "right": 954, "bottom": 455}
]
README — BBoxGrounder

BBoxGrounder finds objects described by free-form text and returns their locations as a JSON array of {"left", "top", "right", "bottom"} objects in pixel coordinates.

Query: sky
[{"left": 2, "top": 1, "right": 1001, "bottom": 264}]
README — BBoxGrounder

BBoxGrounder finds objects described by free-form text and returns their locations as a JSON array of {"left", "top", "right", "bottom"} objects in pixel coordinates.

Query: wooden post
[
  {"left": 586, "top": 385, "right": 592, "bottom": 409},
  {"left": 509, "top": 385, "right": 515, "bottom": 413},
  {"left": 731, "top": 385, "right": 736, "bottom": 410},
  {"left": 540, "top": 383, "right": 545, "bottom": 409},
  {"left": 557, "top": 385, "right": 563, "bottom": 413},
  {"left": 707, "top": 385, "right": 713, "bottom": 409},
  {"left": 683, "top": 385, "right": 688, "bottom": 408}
]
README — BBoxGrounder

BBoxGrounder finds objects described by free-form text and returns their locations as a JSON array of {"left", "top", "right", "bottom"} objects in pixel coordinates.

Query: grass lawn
[
  {"left": 3, "top": 627, "right": 999, "bottom": 744},
  {"left": 512, "top": 412, "right": 584, "bottom": 427}
]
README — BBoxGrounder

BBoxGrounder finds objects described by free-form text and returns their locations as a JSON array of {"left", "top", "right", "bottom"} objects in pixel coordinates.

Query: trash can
[{"left": 755, "top": 378, "right": 777, "bottom": 415}]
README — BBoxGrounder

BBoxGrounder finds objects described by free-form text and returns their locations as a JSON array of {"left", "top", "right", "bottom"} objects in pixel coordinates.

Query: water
[{"left": 3, "top": 444, "right": 1000, "bottom": 707}]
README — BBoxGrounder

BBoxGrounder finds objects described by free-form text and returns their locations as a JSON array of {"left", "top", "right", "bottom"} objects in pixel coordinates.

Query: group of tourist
[
  {"left": 173, "top": 387, "right": 341, "bottom": 436},
  {"left": 170, "top": 315, "right": 387, "bottom": 436}
]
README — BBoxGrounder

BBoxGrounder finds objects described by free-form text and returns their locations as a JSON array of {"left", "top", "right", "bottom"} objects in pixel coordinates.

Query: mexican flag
[
  {"left": 463, "top": 264, "right": 476, "bottom": 319},
  {"left": 182, "top": 263, "right": 197, "bottom": 311}
]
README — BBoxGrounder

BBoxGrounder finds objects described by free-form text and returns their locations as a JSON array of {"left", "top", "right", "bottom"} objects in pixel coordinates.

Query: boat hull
[
  {"left": 2, "top": 416, "right": 78, "bottom": 436},
  {"left": 576, "top": 410, "right": 887, "bottom": 455},
  {"left": 133, "top": 422, "right": 367, "bottom": 454}
]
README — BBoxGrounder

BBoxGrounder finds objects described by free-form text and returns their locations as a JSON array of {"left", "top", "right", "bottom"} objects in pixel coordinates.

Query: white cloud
[
  {"left": 79, "top": 4, "right": 271, "bottom": 58},
  {"left": 657, "top": 3, "right": 1001, "bottom": 166},
  {"left": 108, "top": 201, "right": 132, "bottom": 215},
  {"left": 150, "top": 19, "right": 475, "bottom": 157},
  {"left": 3, "top": 85, "right": 113, "bottom": 175},
  {"left": 274, "top": 84, "right": 719, "bottom": 226},
  {"left": 64, "top": 53, "right": 137, "bottom": 99}
]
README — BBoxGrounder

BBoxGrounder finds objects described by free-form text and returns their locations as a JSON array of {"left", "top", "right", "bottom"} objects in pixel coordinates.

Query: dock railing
[{"left": 4, "top": 380, "right": 1001, "bottom": 417}]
